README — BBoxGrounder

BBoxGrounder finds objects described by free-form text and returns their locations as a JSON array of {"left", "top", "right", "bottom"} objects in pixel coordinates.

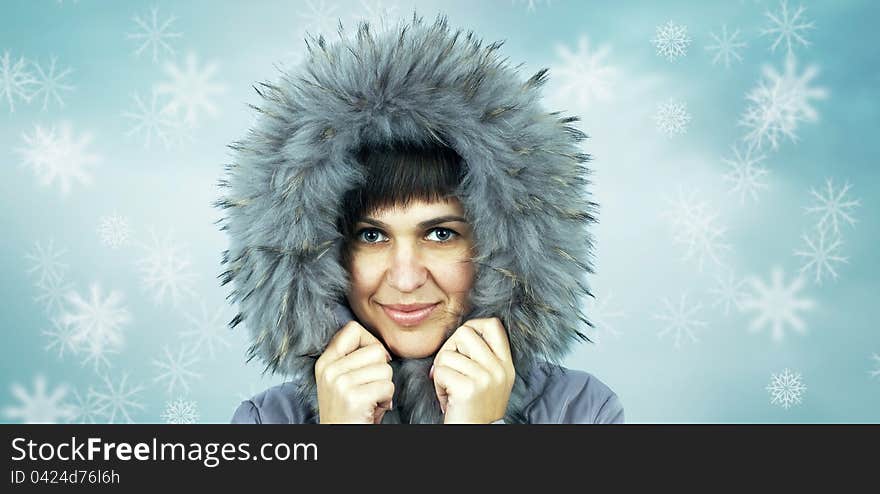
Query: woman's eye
[
  {"left": 357, "top": 228, "right": 387, "bottom": 244},
  {"left": 426, "top": 227, "right": 458, "bottom": 243}
]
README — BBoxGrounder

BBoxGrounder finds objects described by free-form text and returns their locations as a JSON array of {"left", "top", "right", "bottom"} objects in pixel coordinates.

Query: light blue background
[{"left": 1, "top": 0, "right": 877, "bottom": 423}]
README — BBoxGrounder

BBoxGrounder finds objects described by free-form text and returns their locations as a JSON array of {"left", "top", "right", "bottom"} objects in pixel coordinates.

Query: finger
[
  {"left": 450, "top": 324, "right": 499, "bottom": 371},
  {"left": 326, "top": 343, "right": 391, "bottom": 380},
  {"left": 324, "top": 323, "right": 387, "bottom": 364},
  {"left": 433, "top": 350, "right": 486, "bottom": 381},
  {"left": 339, "top": 362, "right": 393, "bottom": 387},
  {"left": 359, "top": 380, "right": 395, "bottom": 405},
  {"left": 467, "top": 318, "right": 513, "bottom": 363},
  {"left": 432, "top": 364, "right": 471, "bottom": 407}
]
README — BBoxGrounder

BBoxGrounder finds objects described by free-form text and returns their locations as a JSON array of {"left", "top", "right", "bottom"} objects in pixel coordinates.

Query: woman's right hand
[{"left": 315, "top": 321, "right": 395, "bottom": 424}]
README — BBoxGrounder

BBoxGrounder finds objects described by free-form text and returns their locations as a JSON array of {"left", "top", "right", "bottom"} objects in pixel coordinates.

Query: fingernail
[
  {"left": 429, "top": 364, "right": 434, "bottom": 379},
  {"left": 389, "top": 400, "right": 393, "bottom": 410}
]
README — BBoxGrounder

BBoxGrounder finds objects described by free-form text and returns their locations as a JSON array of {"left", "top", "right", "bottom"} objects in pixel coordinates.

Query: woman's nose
[{"left": 385, "top": 244, "right": 427, "bottom": 292}]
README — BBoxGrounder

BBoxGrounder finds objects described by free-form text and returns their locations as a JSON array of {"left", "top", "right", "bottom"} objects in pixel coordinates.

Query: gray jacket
[{"left": 217, "top": 11, "right": 623, "bottom": 424}]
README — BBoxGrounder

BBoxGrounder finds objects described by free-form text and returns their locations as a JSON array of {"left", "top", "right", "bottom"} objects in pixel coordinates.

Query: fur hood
[{"left": 215, "top": 12, "right": 598, "bottom": 423}]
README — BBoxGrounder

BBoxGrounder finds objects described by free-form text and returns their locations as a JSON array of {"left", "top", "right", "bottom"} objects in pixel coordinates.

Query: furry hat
[{"left": 215, "top": 11, "right": 598, "bottom": 423}]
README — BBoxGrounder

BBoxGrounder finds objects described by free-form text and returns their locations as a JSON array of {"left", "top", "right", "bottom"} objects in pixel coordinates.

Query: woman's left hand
[{"left": 430, "top": 317, "right": 516, "bottom": 424}]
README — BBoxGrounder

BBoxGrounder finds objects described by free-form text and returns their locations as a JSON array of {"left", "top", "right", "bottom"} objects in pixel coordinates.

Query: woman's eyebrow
[{"left": 359, "top": 215, "right": 469, "bottom": 229}]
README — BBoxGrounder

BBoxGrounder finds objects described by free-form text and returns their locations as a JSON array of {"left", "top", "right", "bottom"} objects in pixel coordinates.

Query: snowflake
[
  {"left": 78, "top": 338, "right": 121, "bottom": 372},
  {"left": 766, "top": 368, "right": 806, "bottom": 409},
  {"left": 135, "top": 227, "right": 198, "bottom": 307},
  {"left": 512, "top": 0, "right": 552, "bottom": 13},
  {"left": 551, "top": 35, "right": 619, "bottom": 109},
  {"left": 721, "top": 146, "right": 770, "bottom": 204},
  {"left": 584, "top": 289, "right": 626, "bottom": 347},
  {"left": 0, "top": 50, "right": 36, "bottom": 112},
  {"left": 122, "top": 90, "right": 191, "bottom": 149},
  {"left": 24, "top": 238, "right": 69, "bottom": 286},
  {"left": 739, "top": 53, "right": 827, "bottom": 152},
  {"left": 97, "top": 212, "right": 132, "bottom": 249},
  {"left": 152, "top": 344, "right": 203, "bottom": 395},
  {"left": 90, "top": 373, "right": 146, "bottom": 423},
  {"left": 708, "top": 268, "right": 749, "bottom": 316},
  {"left": 154, "top": 52, "right": 226, "bottom": 128},
  {"left": 651, "top": 20, "right": 691, "bottom": 62},
  {"left": 34, "top": 271, "right": 75, "bottom": 317},
  {"left": 3, "top": 375, "right": 74, "bottom": 423},
  {"left": 803, "top": 178, "right": 859, "bottom": 236},
  {"left": 652, "top": 293, "right": 707, "bottom": 348},
  {"left": 654, "top": 98, "right": 691, "bottom": 137},
  {"left": 794, "top": 224, "right": 848, "bottom": 285},
  {"left": 16, "top": 122, "right": 101, "bottom": 197},
  {"left": 870, "top": 353, "right": 880, "bottom": 380},
  {"left": 740, "top": 267, "right": 815, "bottom": 341},
  {"left": 42, "top": 316, "right": 80, "bottom": 359},
  {"left": 67, "top": 389, "right": 102, "bottom": 423},
  {"left": 298, "top": 0, "right": 341, "bottom": 37},
  {"left": 161, "top": 397, "right": 200, "bottom": 424},
  {"left": 350, "top": 0, "right": 401, "bottom": 30},
  {"left": 181, "top": 299, "right": 233, "bottom": 359},
  {"left": 126, "top": 6, "right": 183, "bottom": 64},
  {"left": 30, "top": 57, "right": 75, "bottom": 111},
  {"left": 761, "top": 0, "right": 814, "bottom": 55},
  {"left": 661, "top": 187, "right": 731, "bottom": 272},
  {"left": 60, "top": 282, "right": 132, "bottom": 369},
  {"left": 705, "top": 25, "right": 747, "bottom": 69}
]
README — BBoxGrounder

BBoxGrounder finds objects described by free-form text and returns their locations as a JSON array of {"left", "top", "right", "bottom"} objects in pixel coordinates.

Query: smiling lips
[{"left": 381, "top": 302, "right": 439, "bottom": 326}]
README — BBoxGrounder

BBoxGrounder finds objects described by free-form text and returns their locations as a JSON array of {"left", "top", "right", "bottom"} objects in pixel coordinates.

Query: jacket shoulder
[
  {"left": 230, "top": 381, "right": 316, "bottom": 424},
  {"left": 523, "top": 362, "right": 624, "bottom": 424}
]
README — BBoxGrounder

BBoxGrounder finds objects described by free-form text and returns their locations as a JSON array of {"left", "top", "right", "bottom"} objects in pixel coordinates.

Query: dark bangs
[{"left": 337, "top": 142, "right": 466, "bottom": 262}]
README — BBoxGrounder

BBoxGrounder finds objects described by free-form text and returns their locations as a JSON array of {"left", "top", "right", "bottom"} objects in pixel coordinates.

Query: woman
[{"left": 218, "top": 12, "right": 624, "bottom": 424}]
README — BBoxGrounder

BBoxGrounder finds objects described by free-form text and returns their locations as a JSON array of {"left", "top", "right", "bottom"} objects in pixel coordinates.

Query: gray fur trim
[{"left": 215, "top": 11, "right": 597, "bottom": 424}]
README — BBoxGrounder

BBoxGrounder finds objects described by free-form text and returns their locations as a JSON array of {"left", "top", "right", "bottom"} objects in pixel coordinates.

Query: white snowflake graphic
[
  {"left": 739, "top": 53, "right": 827, "bottom": 152},
  {"left": 350, "top": 0, "right": 401, "bottom": 30},
  {"left": 661, "top": 187, "right": 731, "bottom": 272},
  {"left": 181, "top": 299, "right": 233, "bottom": 359},
  {"left": 97, "top": 212, "right": 133, "bottom": 249},
  {"left": 551, "top": 35, "right": 619, "bottom": 109},
  {"left": 161, "top": 397, "right": 200, "bottom": 424},
  {"left": 761, "top": 0, "right": 814, "bottom": 55},
  {"left": 60, "top": 282, "right": 132, "bottom": 370},
  {"left": 34, "top": 271, "right": 75, "bottom": 317},
  {"left": 24, "top": 238, "right": 69, "bottom": 286},
  {"left": 67, "top": 389, "right": 102, "bottom": 423},
  {"left": 721, "top": 146, "right": 770, "bottom": 204},
  {"left": 585, "top": 289, "right": 626, "bottom": 347},
  {"left": 654, "top": 98, "right": 691, "bottom": 137},
  {"left": 794, "top": 224, "right": 848, "bottom": 285},
  {"left": 152, "top": 344, "right": 203, "bottom": 395},
  {"left": 154, "top": 52, "right": 226, "bottom": 128},
  {"left": 512, "top": 0, "right": 552, "bottom": 13},
  {"left": 740, "top": 267, "right": 815, "bottom": 341},
  {"left": 705, "top": 25, "right": 747, "bottom": 69},
  {"left": 3, "top": 375, "right": 74, "bottom": 423},
  {"left": 653, "top": 293, "right": 707, "bottom": 348},
  {"left": 122, "top": 90, "right": 190, "bottom": 149},
  {"left": 298, "top": 0, "right": 341, "bottom": 37},
  {"left": 126, "top": 6, "right": 183, "bottom": 64},
  {"left": 766, "top": 368, "right": 806, "bottom": 409},
  {"left": 651, "top": 20, "right": 691, "bottom": 62},
  {"left": 708, "top": 268, "right": 749, "bottom": 316},
  {"left": 803, "top": 178, "right": 860, "bottom": 237},
  {"left": 42, "top": 316, "right": 80, "bottom": 359},
  {"left": 29, "top": 56, "right": 75, "bottom": 111},
  {"left": 1, "top": 50, "right": 36, "bottom": 112},
  {"left": 90, "top": 373, "right": 146, "bottom": 423},
  {"left": 135, "top": 227, "right": 198, "bottom": 307},
  {"left": 869, "top": 353, "right": 880, "bottom": 380},
  {"left": 16, "top": 122, "right": 102, "bottom": 197}
]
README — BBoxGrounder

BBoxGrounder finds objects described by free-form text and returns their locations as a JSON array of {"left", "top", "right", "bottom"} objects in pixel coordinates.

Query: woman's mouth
[{"left": 381, "top": 303, "right": 439, "bottom": 327}]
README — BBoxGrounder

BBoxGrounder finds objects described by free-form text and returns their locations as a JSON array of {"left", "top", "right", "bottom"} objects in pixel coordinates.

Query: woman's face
[{"left": 345, "top": 198, "right": 475, "bottom": 359}]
